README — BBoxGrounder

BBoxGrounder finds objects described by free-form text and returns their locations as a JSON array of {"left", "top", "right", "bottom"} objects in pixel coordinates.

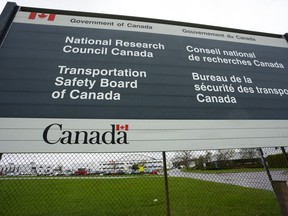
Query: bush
[{"left": 266, "top": 153, "right": 288, "bottom": 168}]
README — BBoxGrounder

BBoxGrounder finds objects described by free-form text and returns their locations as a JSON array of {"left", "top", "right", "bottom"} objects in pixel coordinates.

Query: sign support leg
[
  {"left": 259, "top": 148, "right": 288, "bottom": 215},
  {"left": 258, "top": 148, "right": 273, "bottom": 182}
]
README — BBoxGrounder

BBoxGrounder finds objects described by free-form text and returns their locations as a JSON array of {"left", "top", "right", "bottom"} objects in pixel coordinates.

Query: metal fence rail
[{"left": 0, "top": 147, "right": 287, "bottom": 215}]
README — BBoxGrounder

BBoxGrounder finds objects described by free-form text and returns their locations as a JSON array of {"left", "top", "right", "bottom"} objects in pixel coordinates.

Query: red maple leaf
[{"left": 38, "top": 13, "right": 47, "bottom": 19}]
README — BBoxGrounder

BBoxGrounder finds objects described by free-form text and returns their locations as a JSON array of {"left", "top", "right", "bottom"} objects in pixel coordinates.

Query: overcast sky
[{"left": 0, "top": 0, "right": 287, "bottom": 35}]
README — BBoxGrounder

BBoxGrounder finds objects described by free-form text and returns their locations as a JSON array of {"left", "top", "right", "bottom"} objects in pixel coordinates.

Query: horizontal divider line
[{"left": 1, "top": 136, "right": 288, "bottom": 142}]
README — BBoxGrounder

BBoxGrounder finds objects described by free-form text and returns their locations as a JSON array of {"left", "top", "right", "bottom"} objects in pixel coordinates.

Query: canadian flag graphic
[
  {"left": 28, "top": 12, "right": 56, "bottom": 21},
  {"left": 115, "top": 124, "right": 129, "bottom": 131}
]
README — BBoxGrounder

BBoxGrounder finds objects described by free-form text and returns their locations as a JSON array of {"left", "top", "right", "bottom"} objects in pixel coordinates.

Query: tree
[
  {"left": 174, "top": 151, "right": 195, "bottom": 170},
  {"left": 56, "top": 164, "right": 63, "bottom": 172},
  {"left": 205, "top": 151, "right": 212, "bottom": 161},
  {"left": 214, "top": 149, "right": 235, "bottom": 169},
  {"left": 215, "top": 149, "right": 235, "bottom": 161},
  {"left": 195, "top": 151, "right": 213, "bottom": 169},
  {"left": 239, "top": 148, "right": 260, "bottom": 159},
  {"left": 131, "top": 163, "right": 139, "bottom": 171}
]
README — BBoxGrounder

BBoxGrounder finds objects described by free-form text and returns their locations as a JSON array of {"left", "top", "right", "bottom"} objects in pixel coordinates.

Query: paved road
[{"left": 168, "top": 169, "right": 288, "bottom": 190}]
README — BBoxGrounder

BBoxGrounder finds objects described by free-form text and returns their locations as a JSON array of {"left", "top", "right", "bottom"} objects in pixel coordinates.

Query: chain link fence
[{"left": 0, "top": 147, "right": 287, "bottom": 215}]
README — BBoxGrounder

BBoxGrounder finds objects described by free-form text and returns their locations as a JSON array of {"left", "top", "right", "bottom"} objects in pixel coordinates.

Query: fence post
[
  {"left": 162, "top": 151, "right": 171, "bottom": 216},
  {"left": 281, "top": 147, "right": 288, "bottom": 160},
  {"left": 0, "top": 153, "right": 2, "bottom": 175}
]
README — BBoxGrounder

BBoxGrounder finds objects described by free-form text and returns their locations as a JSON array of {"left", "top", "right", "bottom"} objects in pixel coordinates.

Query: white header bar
[{"left": 13, "top": 11, "right": 288, "bottom": 48}]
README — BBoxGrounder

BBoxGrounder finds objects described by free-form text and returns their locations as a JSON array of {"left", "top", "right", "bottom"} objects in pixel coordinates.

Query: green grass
[
  {"left": 169, "top": 178, "right": 279, "bottom": 216},
  {"left": 0, "top": 176, "right": 280, "bottom": 216}
]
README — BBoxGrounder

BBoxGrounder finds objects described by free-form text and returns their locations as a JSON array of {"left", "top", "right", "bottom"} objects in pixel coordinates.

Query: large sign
[{"left": 0, "top": 4, "right": 288, "bottom": 152}]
